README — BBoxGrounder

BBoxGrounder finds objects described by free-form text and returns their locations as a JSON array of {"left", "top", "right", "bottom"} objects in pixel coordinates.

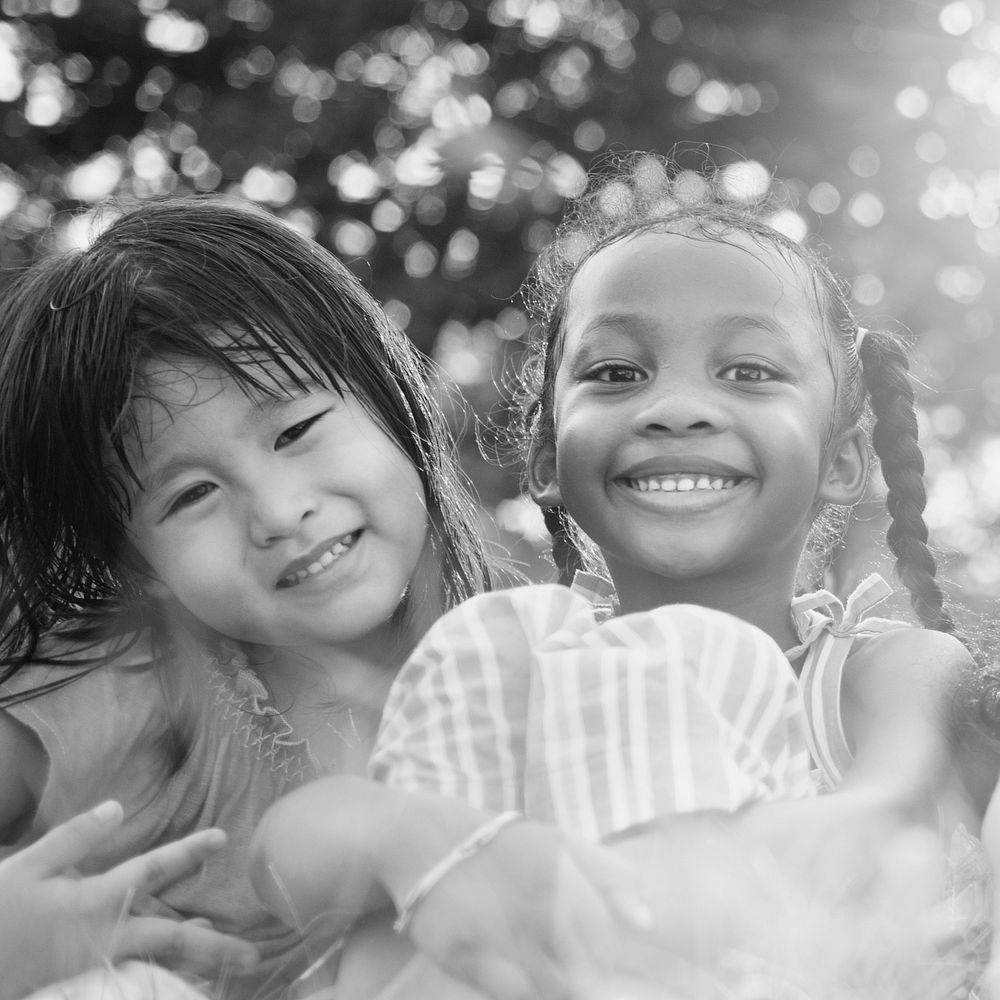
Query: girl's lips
[{"left": 276, "top": 530, "right": 361, "bottom": 588}]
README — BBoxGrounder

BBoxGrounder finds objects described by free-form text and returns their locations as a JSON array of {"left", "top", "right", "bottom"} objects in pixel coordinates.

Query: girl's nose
[
  {"left": 631, "top": 381, "right": 728, "bottom": 435},
  {"left": 248, "top": 487, "right": 317, "bottom": 547}
]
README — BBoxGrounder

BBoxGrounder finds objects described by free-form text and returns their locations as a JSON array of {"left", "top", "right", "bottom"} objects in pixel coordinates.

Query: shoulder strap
[{"left": 788, "top": 575, "right": 907, "bottom": 789}]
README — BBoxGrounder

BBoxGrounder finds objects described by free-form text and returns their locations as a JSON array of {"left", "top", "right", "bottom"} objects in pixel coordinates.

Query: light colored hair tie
[{"left": 855, "top": 326, "right": 869, "bottom": 353}]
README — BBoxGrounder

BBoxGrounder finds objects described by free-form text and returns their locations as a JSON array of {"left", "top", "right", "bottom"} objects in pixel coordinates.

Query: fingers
[
  {"left": 101, "top": 828, "right": 228, "bottom": 899},
  {"left": 23, "top": 961, "right": 210, "bottom": 1000},
  {"left": 111, "top": 916, "right": 259, "bottom": 977},
  {"left": 560, "top": 835, "right": 653, "bottom": 932},
  {"left": 11, "top": 801, "right": 124, "bottom": 877}
]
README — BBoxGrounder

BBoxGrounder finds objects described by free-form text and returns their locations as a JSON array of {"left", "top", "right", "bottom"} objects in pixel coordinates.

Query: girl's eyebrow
[
  {"left": 571, "top": 311, "right": 661, "bottom": 342},
  {"left": 714, "top": 313, "right": 795, "bottom": 342},
  {"left": 572, "top": 311, "right": 795, "bottom": 344}
]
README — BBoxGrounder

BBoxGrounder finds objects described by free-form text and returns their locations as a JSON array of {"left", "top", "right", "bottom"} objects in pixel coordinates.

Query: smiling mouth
[
  {"left": 624, "top": 474, "right": 746, "bottom": 493},
  {"left": 277, "top": 531, "right": 361, "bottom": 588}
]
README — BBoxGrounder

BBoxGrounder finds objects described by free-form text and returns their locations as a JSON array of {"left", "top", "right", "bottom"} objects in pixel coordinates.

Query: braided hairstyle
[
  {"left": 857, "top": 332, "right": 955, "bottom": 633},
  {"left": 513, "top": 152, "right": 959, "bottom": 642}
]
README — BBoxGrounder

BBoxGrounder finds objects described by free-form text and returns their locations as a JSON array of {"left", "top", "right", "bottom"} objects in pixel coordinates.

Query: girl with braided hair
[
  {"left": 256, "top": 157, "right": 995, "bottom": 996},
  {"left": 506, "top": 161, "right": 978, "bottom": 814}
]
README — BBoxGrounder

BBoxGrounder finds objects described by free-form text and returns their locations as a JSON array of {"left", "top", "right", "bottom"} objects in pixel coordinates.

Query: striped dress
[{"left": 370, "top": 576, "right": 814, "bottom": 843}]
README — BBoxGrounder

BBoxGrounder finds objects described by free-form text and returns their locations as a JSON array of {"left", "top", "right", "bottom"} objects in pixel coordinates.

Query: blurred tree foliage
[{"left": 0, "top": 0, "right": 998, "bottom": 597}]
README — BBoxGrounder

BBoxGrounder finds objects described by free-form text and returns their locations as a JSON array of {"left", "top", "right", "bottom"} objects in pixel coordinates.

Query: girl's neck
[
  {"left": 609, "top": 562, "right": 801, "bottom": 652},
  {"left": 245, "top": 623, "right": 408, "bottom": 774}
]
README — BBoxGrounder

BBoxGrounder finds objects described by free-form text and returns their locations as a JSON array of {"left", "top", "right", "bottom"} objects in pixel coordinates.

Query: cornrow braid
[
  {"left": 541, "top": 506, "right": 584, "bottom": 587},
  {"left": 858, "top": 330, "right": 955, "bottom": 635}
]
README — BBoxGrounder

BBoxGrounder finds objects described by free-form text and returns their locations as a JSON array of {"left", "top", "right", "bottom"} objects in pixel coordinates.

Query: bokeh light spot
[
  {"left": 807, "top": 181, "right": 841, "bottom": 215},
  {"left": 852, "top": 272, "right": 885, "bottom": 307},
  {"left": 333, "top": 218, "right": 376, "bottom": 257},
  {"left": 144, "top": 11, "right": 209, "bottom": 54},
  {"left": 372, "top": 199, "right": 407, "bottom": 232},
  {"left": 546, "top": 152, "right": 586, "bottom": 198},
  {"left": 895, "top": 85, "right": 930, "bottom": 118},
  {"left": 718, "top": 160, "right": 771, "bottom": 203},
  {"left": 384, "top": 298, "right": 412, "bottom": 331},
  {"left": 404, "top": 239, "right": 438, "bottom": 278},
  {"left": 65, "top": 152, "right": 123, "bottom": 202},
  {"left": 847, "top": 191, "right": 885, "bottom": 227},
  {"left": 574, "top": 119, "right": 605, "bottom": 152},
  {"left": 766, "top": 209, "right": 808, "bottom": 242},
  {"left": 936, "top": 264, "right": 985, "bottom": 303},
  {"left": 848, "top": 145, "right": 880, "bottom": 178},
  {"left": 939, "top": 1, "right": 979, "bottom": 36},
  {"left": 665, "top": 61, "right": 701, "bottom": 97}
]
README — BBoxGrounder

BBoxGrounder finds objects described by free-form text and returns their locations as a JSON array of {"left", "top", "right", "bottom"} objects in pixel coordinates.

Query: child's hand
[
  {"left": 393, "top": 817, "right": 651, "bottom": 1000},
  {"left": 0, "top": 800, "right": 259, "bottom": 1000}
]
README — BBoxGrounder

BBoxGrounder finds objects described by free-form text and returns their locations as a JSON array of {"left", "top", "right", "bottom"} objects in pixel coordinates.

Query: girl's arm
[
  {"left": 249, "top": 775, "right": 649, "bottom": 1000},
  {"left": 732, "top": 628, "right": 976, "bottom": 894}
]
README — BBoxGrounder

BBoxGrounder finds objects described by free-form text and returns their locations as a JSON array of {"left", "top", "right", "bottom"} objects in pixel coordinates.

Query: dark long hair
[{"left": 0, "top": 196, "right": 498, "bottom": 691}]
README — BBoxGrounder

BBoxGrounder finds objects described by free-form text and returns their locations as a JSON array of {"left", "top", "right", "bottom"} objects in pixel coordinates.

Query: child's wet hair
[
  {"left": 0, "top": 196, "right": 496, "bottom": 678},
  {"left": 512, "top": 152, "right": 957, "bottom": 639}
]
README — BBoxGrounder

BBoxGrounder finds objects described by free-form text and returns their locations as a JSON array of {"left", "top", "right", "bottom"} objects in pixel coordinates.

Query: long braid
[
  {"left": 858, "top": 330, "right": 955, "bottom": 634},
  {"left": 541, "top": 506, "right": 584, "bottom": 587}
]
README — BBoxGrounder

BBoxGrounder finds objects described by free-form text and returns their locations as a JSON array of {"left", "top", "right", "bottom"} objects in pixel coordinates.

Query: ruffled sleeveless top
[{"left": 1, "top": 637, "right": 337, "bottom": 999}]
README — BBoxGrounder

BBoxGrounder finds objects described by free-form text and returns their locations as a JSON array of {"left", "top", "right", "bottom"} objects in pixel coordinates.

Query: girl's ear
[
  {"left": 819, "top": 426, "right": 869, "bottom": 506},
  {"left": 526, "top": 437, "right": 564, "bottom": 508}
]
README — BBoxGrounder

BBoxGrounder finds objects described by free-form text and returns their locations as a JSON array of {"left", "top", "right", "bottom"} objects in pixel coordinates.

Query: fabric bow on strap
[{"left": 786, "top": 574, "right": 908, "bottom": 789}]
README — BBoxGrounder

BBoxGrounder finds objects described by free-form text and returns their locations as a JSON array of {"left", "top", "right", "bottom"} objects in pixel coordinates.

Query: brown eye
[
  {"left": 169, "top": 482, "right": 215, "bottom": 514},
  {"left": 275, "top": 411, "right": 327, "bottom": 449},
  {"left": 589, "top": 363, "right": 644, "bottom": 383},
  {"left": 721, "top": 362, "right": 779, "bottom": 382}
]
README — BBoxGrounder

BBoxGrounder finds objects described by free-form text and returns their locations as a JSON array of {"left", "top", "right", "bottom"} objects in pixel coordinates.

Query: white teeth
[
  {"left": 280, "top": 533, "right": 356, "bottom": 587},
  {"left": 628, "top": 475, "right": 740, "bottom": 493}
]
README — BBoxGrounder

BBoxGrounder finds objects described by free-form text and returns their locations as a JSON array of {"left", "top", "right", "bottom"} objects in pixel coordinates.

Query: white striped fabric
[
  {"left": 371, "top": 582, "right": 814, "bottom": 842},
  {"left": 787, "top": 574, "right": 909, "bottom": 791}
]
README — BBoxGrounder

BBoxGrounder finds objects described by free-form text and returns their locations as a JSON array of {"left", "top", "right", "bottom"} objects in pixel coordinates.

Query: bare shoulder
[
  {"left": 840, "top": 628, "right": 975, "bottom": 809},
  {"left": 0, "top": 708, "right": 48, "bottom": 842},
  {"left": 847, "top": 625, "right": 973, "bottom": 692}
]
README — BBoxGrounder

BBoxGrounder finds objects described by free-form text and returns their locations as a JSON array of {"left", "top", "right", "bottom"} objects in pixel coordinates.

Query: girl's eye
[
  {"left": 721, "top": 362, "right": 779, "bottom": 383},
  {"left": 275, "top": 411, "right": 326, "bottom": 449},
  {"left": 587, "top": 363, "right": 645, "bottom": 384},
  {"left": 169, "top": 482, "right": 215, "bottom": 514}
]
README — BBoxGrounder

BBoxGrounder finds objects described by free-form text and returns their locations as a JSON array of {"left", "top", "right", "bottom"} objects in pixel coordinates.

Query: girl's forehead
[
  {"left": 125, "top": 355, "right": 327, "bottom": 444},
  {"left": 140, "top": 350, "right": 327, "bottom": 400},
  {"left": 565, "top": 228, "right": 821, "bottom": 330}
]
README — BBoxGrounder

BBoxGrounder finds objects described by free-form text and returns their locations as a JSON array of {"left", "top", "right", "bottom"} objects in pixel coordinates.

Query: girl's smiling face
[
  {"left": 123, "top": 359, "right": 430, "bottom": 657},
  {"left": 531, "top": 229, "right": 866, "bottom": 614}
]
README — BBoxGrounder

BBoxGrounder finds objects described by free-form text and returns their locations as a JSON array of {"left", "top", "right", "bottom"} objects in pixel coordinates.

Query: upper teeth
[
  {"left": 627, "top": 475, "right": 739, "bottom": 492},
  {"left": 280, "top": 532, "right": 356, "bottom": 587}
]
